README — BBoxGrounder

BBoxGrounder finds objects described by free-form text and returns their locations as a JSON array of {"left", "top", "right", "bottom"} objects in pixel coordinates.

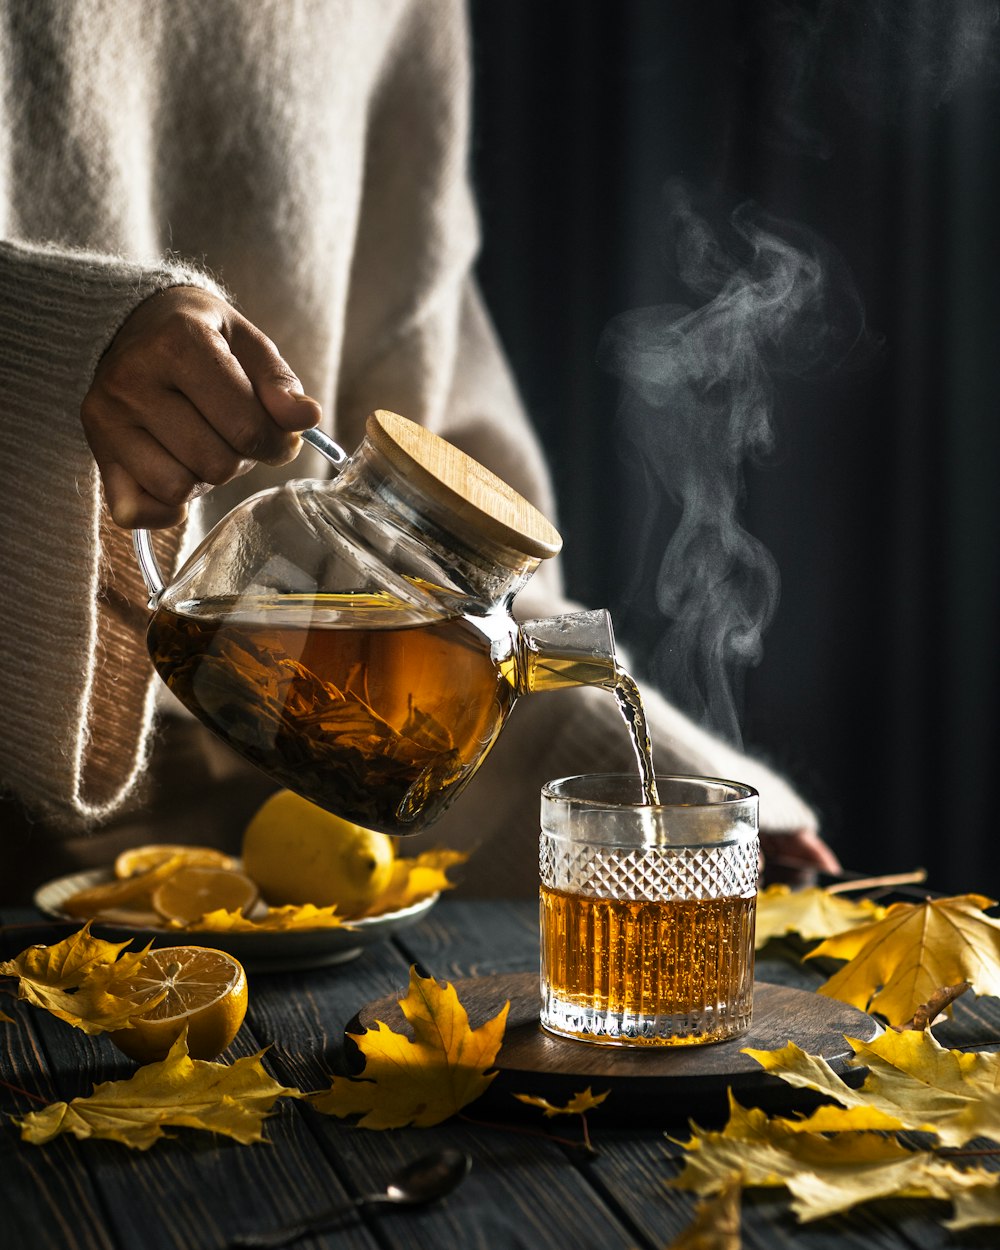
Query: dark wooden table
[{"left": 2, "top": 897, "right": 997, "bottom": 1250}]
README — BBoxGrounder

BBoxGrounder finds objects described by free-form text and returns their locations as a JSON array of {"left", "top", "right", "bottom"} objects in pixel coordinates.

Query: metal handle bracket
[{"left": 131, "top": 426, "right": 349, "bottom": 609}]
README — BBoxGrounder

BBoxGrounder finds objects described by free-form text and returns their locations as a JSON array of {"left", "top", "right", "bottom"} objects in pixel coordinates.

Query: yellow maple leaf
[
  {"left": 754, "top": 884, "right": 885, "bottom": 948},
  {"left": 188, "top": 903, "right": 347, "bottom": 932},
  {"left": 808, "top": 893, "right": 1000, "bottom": 1024},
  {"left": 513, "top": 1088, "right": 609, "bottom": 1117},
  {"left": 673, "top": 1094, "right": 992, "bottom": 1223},
  {"left": 668, "top": 1180, "right": 741, "bottom": 1250},
  {"left": 16, "top": 1031, "right": 300, "bottom": 1150},
  {"left": 309, "top": 965, "right": 508, "bottom": 1128},
  {"left": 0, "top": 923, "right": 136, "bottom": 988},
  {"left": 745, "top": 1029, "right": 1000, "bottom": 1149},
  {"left": 848, "top": 1028, "right": 1000, "bottom": 1147},
  {"left": 362, "top": 849, "right": 468, "bottom": 917},
  {"left": 0, "top": 924, "right": 166, "bottom": 1034},
  {"left": 741, "top": 1041, "right": 904, "bottom": 1135}
]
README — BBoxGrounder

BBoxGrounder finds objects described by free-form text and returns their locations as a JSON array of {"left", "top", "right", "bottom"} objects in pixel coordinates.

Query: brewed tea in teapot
[{"left": 135, "top": 410, "right": 625, "bottom": 835}]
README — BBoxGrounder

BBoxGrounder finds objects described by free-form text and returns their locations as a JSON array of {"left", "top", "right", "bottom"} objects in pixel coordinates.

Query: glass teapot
[{"left": 133, "top": 410, "right": 618, "bottom": 836}]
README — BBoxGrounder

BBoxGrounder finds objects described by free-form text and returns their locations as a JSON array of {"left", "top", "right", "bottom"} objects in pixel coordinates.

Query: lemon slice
[
  {"left": 114, "top": 844, "right": 237, "bottom": 880},
  {"left": 107, "top": 945, "right": 248, "bottom": 1063},
  {"left": 152, "top": 866, "right": 260, "bottom": 926},
  {"left": 62, "top": 855, "right": 190, "bottom": 919}
]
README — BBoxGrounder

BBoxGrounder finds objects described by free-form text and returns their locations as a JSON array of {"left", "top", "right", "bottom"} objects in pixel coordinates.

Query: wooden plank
[
  {"left": 244, "top": 912, "right": 658, "bottom": 1250},
  {"left": 26, "top": 1009, "right": 379, "bottom": 1250},
  {"left": 309, "top": 1116, "right": 661, "bottom": 1250},
  {"left": 242, "top": 935, "right": 415, "bottom": 1089},
  {"left": 583, "top": 1133, "right": 911, "bottom": 1250},
  {"left": 7, "top": 898, "right": 996, "bottom": 1250},
  {"left": 390, "top": 898, "right": 540, "bottom": 979},
  {"left": 398, "top": 904, "right": 999, "bottom": 1250},
  {"left": 1, "top": 918, "right": 381, "bottom": 1250},
  {"left": 0, "top": 997, "right": 114, "bottom": 1250},
  {"left": 934, "top": 991, "right": 1000, "bottom": 1052},
  {"left": 580, "top": 936, "right": 1000, "bottom": 1250},
  {"left": 1, "top": 907, "right": 117, "bottom": 1250}
]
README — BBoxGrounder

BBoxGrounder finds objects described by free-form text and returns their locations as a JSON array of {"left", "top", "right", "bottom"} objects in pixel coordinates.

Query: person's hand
[
  {"left": 760, "top": 826, "right": 842, "bottom": 886},
  {"left": 81, "top": 286, "right": 322, "bottom": 529}
]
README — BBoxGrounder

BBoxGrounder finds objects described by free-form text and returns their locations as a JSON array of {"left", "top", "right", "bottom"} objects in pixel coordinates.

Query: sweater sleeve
[{"left": 0, "top": 238, "right": 225, "bottom": 831}]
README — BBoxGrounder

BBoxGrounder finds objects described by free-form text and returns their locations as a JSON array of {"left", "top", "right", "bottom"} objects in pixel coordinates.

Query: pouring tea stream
[{"left": 133, "top": 410, "right": 655, "bottom": 835}]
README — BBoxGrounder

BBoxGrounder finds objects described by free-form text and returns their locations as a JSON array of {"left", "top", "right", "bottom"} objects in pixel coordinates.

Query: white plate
[{"left": 33, "top": 868, "right": 439, "bottom": 973}]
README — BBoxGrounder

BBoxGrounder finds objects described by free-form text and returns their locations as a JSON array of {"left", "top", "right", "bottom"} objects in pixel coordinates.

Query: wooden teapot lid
[{"left": 365, "top": 410, "right": 562, "bottom": 560}]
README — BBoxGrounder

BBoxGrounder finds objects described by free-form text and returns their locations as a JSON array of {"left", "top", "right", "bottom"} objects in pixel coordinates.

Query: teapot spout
[{"left": 514, "top": 608, "right": 618, "bottom": 694}]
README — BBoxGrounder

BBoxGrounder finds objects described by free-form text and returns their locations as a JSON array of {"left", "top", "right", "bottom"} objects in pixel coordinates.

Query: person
[{"left": 0, "top": 0, "right": 839, "bottom": 902}]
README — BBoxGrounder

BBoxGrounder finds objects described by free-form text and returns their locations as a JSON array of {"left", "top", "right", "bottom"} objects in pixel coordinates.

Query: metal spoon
[{"left": 227, "top": 1148, "right": 472, "bottom": 1248}]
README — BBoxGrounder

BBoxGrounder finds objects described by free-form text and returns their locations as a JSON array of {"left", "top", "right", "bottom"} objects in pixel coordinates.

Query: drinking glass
[{"left": 539, "top": 774, "right": 759, "bottom": 1046}]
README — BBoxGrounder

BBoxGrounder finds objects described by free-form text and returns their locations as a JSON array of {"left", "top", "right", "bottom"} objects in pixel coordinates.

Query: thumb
[
  {"left": 227, "top": 317, "right": 323, "bottom": 432},
  {"left": 265, "top": 385, "right": 323, "bottom": 433}
]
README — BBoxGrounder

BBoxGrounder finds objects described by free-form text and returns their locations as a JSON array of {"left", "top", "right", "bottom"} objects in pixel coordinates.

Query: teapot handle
[{"left": 131, "top": 426, "right": 348, "bottom": 610}]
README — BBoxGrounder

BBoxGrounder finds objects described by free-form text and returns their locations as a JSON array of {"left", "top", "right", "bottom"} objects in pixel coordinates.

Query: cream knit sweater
[{"left": 0, "top": 0, "right": 817, "bottom": 883}]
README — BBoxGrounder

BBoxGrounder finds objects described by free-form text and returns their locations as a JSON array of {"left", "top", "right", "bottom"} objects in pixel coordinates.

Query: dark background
[{"left": 468, "top": 1, "right": 1000, "bottom": 890}]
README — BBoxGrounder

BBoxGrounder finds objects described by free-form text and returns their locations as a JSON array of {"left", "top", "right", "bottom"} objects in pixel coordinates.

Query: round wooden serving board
[{"left": 350, "top": 973, "right": 880, "bottom": 1126}]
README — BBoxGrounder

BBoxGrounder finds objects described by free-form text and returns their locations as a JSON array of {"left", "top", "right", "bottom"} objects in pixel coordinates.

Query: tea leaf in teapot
[
  {"left": 277, "top": 657, "right": 344, "bottom": 718},
  {"left": 306, "top": 690, "right": 397, "bottom": 745},
  {"left": 400, "top": 697, "right": 455, "bottom": 754},
  {"left": 174, "top": 649, "right": 287, "bottom": 754},
  {"left": 149, "top": 600, "right": 510, "bottom": 832},
  {"left": 395, "top": 753, "right": 464, "bottom": 823}
]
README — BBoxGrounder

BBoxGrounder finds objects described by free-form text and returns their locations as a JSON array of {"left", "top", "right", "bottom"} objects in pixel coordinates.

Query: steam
[
  {"left": 760, "top": 0, "right": 1000, "bottom": 156},
  {"left": 598, "top": 182, "right": 867, "bottom": 747},
  {"left": 592, "top": 3, "right": 991, "bottom": 746}
]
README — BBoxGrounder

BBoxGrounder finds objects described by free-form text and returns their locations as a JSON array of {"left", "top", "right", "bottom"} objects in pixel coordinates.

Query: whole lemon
[{"left": 241, "top": 790, "right": 395, "bottom": 916}]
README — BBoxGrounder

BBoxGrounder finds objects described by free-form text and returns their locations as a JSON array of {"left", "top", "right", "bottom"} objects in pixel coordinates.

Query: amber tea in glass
[{"left": 539, "top": 774, "right": 759, "bottom": 1046}]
